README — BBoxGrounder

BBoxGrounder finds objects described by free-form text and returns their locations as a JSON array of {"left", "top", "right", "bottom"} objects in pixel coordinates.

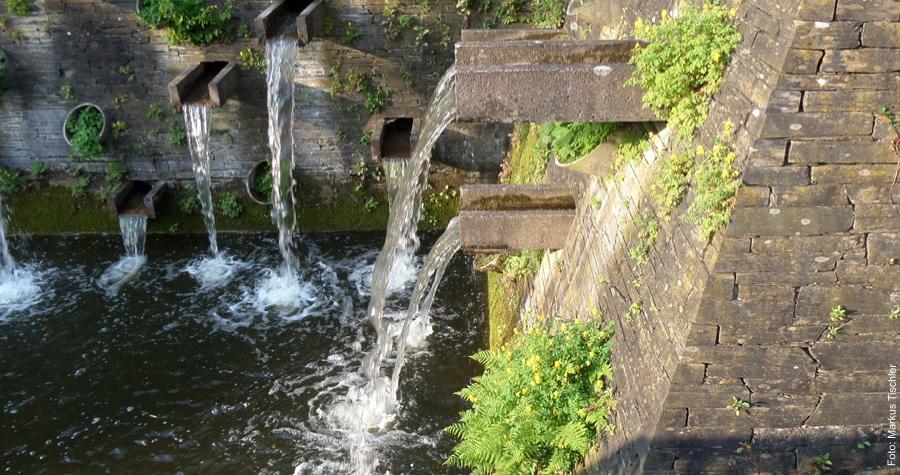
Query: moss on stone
[
  {"left": 487, "top": 271, "right": 520, "bottom": 350},
  {"left": 4, "top": 183, "right": 458, "bottom": 234}
]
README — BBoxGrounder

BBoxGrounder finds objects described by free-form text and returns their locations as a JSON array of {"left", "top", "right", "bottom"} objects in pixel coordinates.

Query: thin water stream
[{"left": 183, "top": 104, "right": 219, "bottom": 257}]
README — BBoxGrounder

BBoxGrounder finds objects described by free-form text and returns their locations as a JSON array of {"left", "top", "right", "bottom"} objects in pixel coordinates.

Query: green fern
[{"left": 446, "top": 321, "right": 615, "bottom": 473}]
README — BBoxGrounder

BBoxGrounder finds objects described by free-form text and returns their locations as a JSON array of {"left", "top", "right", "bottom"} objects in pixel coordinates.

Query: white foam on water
[
  {"left": 96, "top": 255, "right": 147, "bottom": 296},
  {"left": 185, "top": 253, "right": 245, "bottom": 289},
  {"left": 0, "top": 266, "right": 42, "bottom": 320},
  {"left": 253, "top": 267, "right": 322, "bottom": 319}
]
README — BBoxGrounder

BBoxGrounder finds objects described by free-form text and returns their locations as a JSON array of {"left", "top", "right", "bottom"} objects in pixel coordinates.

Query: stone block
[
  {"left": 822, "top": 48, "right": 900, "bottom": 73},
  {"left": 861, "top": 21, "right": 900, "bottom": 47},
  {"left": 734, "top": 186, "right": 770, "bottom": 207},
  {"left": 814, "top": 371, "right": 888, "bottom": 392},
  {"left": 783, "top": 49, "right": 823, "bottom": 74},
  {"left": 836, "top": 261, "right": 900, "bottom": 283},
  {"left": 718, "top": 322, "right": 826, "bottom": 345},
  {"left": 726, "top": 206, "right": 854, "bottom": 237},
  {"left": 792, "top": 21, "right": 861, "bottom": 49},
  {"left": 845, "top": 184, "right": 900, "bottom": 203},
  {"left": 742, "top": 165, "right": 809, "bottom": 185},
  {"left": 459, "top": 184, "right": 575, "bottom": 211},
  {"left": 796, "top": 285, "right": 896, "bottom": 322},
  {"left": 672, "top": 450, "right": 795, "bottom": 474},
  {"left": 790, "top": 140, "right": 898, "bottom": 163},
  {"left": 868, "top": 233, "right": 900, "bottom": 264},
  {"left": 835, "top": 0, "right": 900, "bottom": 21},
  {"left": 735, "top": 269, "right": 838, "bottom": 285},
  {"left": 797, "top": 0, "right": 837, "bottom": 20},
  {"left": 690, "top": 404, "right": 816, "bottom": 429},
  {"left": 811, "top": 164, "right": 897, "bottom": 184},
  {"left": 813, "top": 340, "right": 900, "bottom": 370},
  {"left": 803, "top": 90, "right": 899, "bottom": 112},
  {"left": 649, "top": 426, "right": 752, "bottom": 450},
  {"left": 695, "top": 289, "right": 795, "bottom": 326},
  {"left": 760, "top": 112, "right": 873, "bottom": 139},
  {"left": 754, "top": 426, "right": 884, "bottom": 451},
  {"left": 805, "top": 393, "right": 886, "bottom": 426},
  {"left": 765, "top": 90, "right": 802, "bottom": 112},
  {"left": 749, "top": 140, "right": 788, "bottom": 166},
  {"left": 778, "top": 72, "right": 898, "bottom": 91},
  {"left": 750, "top": 234, "right": 862, "bottom": 253},
  {"left": 854, "top": 204, "right": 900, "bottom": 231},
  {"left": 770, "top": 185, "right": 849, "bottom": 206}
]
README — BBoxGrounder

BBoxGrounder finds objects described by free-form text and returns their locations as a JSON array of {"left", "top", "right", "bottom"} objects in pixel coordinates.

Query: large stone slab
[
  {"left": 789, "top": 140, "right": 898, "bottom": 163},
  {"left": 836, "top": 0, "right": 900, "bottom": 21},
  {"left": 726, "top": 206, "right": 855, "bottom": 236},
  {"left": 459, "top": 184, "right": 575, "bottom": 211},
  {"left": 792, "top": 21, "right": 861, "bottom": 49},
  {"left": 862, "top": 22, "right": 900, "bottom": 47},
  {"left": 760, "top": 112, "right": 873, "bottom": 138},
  {"left": 459, "top": 209, "right": 575, "bottom": 252},
  {"left": 454, "top": 36, "right": 658, "bottom": 122},
  {"left": 822, "top": 48, "right": 900, "bottom": 73}
]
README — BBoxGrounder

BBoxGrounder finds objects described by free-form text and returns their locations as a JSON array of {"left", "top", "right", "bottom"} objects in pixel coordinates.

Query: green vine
[{"left": 539, "top": 122, "right": 618, "bottom": 164}]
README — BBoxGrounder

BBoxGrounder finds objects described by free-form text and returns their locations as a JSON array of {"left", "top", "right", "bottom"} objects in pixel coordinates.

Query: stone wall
[
  {"left": 520, "top": 0, "right": 899, "bottom": 472},
  {"left": 0, "top": 0, "right": 507, "bottom": 200}
]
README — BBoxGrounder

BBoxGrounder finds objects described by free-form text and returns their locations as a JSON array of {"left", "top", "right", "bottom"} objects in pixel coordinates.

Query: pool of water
[{"left": 0, "top": 232, "right": 486, "bottom": 474}]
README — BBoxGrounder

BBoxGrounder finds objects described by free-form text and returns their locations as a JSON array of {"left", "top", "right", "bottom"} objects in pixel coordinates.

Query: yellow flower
[
  {"left": 554, "top": 360, "right": 562, "bottom": 368},
  {"left": 589, "top": 351, "right": 596, "bottom": 358},
  {"left": 695, "top": 145, "right": 705, "bottom": 155},
  {"left": 526, "top": 405, "right": 532, "bottom": 414},
  {"left": 585, "top": 360, "right": 592, "bottom": 367},
  {"left": 552, "top": 390, "right": 560, "bottom": 398}
]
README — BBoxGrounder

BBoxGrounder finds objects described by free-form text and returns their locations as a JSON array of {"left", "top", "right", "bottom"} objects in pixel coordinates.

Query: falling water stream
[
  {"left": 183, "top": 105, "right": 219, "bottom": 257},
  {"left": 333, "top": 67, "right": 457, "bottom": 474},
  {"left": 390, "top": 218, "right": 461, "bottom": 395},
  {"left": 183, "top": 105, "right": 243, "bottom": 287},
  {"left": 255, "top": 38, "right": 307, "bottom": 310}
]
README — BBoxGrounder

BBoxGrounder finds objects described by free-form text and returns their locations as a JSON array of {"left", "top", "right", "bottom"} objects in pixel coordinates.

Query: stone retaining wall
[
  {"left": 524, "top": 0, "right": 899, "bottom": 472},
  {"left": 0, "top": 0, "right": 507, "bottom": 200}
]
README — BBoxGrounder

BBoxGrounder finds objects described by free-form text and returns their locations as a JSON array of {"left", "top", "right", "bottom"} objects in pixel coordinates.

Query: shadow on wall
[{"left": 590, "top": 421, "right": 892, "bottom": 473}]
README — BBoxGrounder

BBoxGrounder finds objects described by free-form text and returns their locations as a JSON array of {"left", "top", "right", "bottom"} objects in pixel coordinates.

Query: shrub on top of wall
[
  {"left": 5, "top": 0, "right": 28, "bottom": 16},
  {"left": 0, "top": 50, "right": 7, "bottom": 91},
  {"left": 139, "top": 0, "right": 234, "bottom": 46},
  {"left": 447, "top": 321, "right": 615, "bottom": 474},
  {"left": 627, "top": 2, "right": 741, "bottom": 138}
]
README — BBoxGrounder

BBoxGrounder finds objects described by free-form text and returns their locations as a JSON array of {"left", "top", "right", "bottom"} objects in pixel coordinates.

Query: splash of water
[
  {"left": 97, "top": 215, "right": 147, "bottom": 296},
  {"left": 390, "top": 217, "right": 460, "bottom": 394},
  {"left": 365, "top": 67, "right": 456, "bottom": 383},
  {"left": 183, "top": 104, "right": 219, "bottom": 257},
  {"left": 382, "top": 158, "right": 408, "bottom": 206},
  {"left": 0, "top": 194, "right": 40, "bottom": 316}
]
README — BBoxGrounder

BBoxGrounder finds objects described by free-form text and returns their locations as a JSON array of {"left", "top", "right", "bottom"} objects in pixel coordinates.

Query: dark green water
[{"left": 0, "top": 233, "right": 486, "bottom": 474}]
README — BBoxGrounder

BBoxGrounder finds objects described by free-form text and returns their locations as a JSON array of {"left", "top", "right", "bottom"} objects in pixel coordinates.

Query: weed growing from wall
[
  {"left": 217, "top": 192, "right": 244, "bottom": 219},
  {"left": 627, "top": 2, "right": 741, "bottom": 138},
  {"left": 238, "top": 47, "right": 266, "bottom": 72},
  {"left": 653, "top": 147, "right": 697, "bottom": 218},
  {"left": 684, "top": 122, "right": 740, "bottom": 241},
  {"left": 447, "top": 322, "right": 615, "bottom": 473},
  {"left": 139, "top": 0, "right": 234, "bottom": 46},
  {"left": 5, "top": 0, "right": 27, "bottom": 16},
  {"left": 628, "top": 213, "right": 659, "bottom": 266},
  {"left": 0, "top": 167, "right": 24, "bottom": 194}
]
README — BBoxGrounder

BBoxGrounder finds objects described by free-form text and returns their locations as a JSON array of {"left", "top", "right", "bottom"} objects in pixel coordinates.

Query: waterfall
[
  {"left": 183, "top": 104, "right": 219, "bottom": 257},
  {"left": 97, "top": 215, "right": 148, "bottom": 295},
  {"left": 120, "top": 214, "right": 148, "bottom": 257},
  {"left": 364, "top": 67, "right": 456, "bottom": 383},
  {"left": 331, "top": 67, "right": 455, "bottom": 475},
  {"left": 390, "top": 217, "right": 460, "bottom": 395},
  {"left": 266, "top": 38, "right": 300, "bottom": 275}
]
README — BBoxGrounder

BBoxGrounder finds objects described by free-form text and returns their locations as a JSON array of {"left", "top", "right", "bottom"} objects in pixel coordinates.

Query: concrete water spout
[
  {"left": 370, "top": 108, "right": 424, "bottom": 162},
  {"left": 168, "top": 61, "right": 239, "bottom": 109},
  {"left": 107, "top": 180, "right": 166, "bottom": 218},
  {"left": 454, "top": 30, "right": 658, "bottom": 123},
  {"left": 254, "top": 0, "right": 324, "bottom": 46},
  {"left": 457, "top": 184, "right": 577, "bottom": 253}
]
